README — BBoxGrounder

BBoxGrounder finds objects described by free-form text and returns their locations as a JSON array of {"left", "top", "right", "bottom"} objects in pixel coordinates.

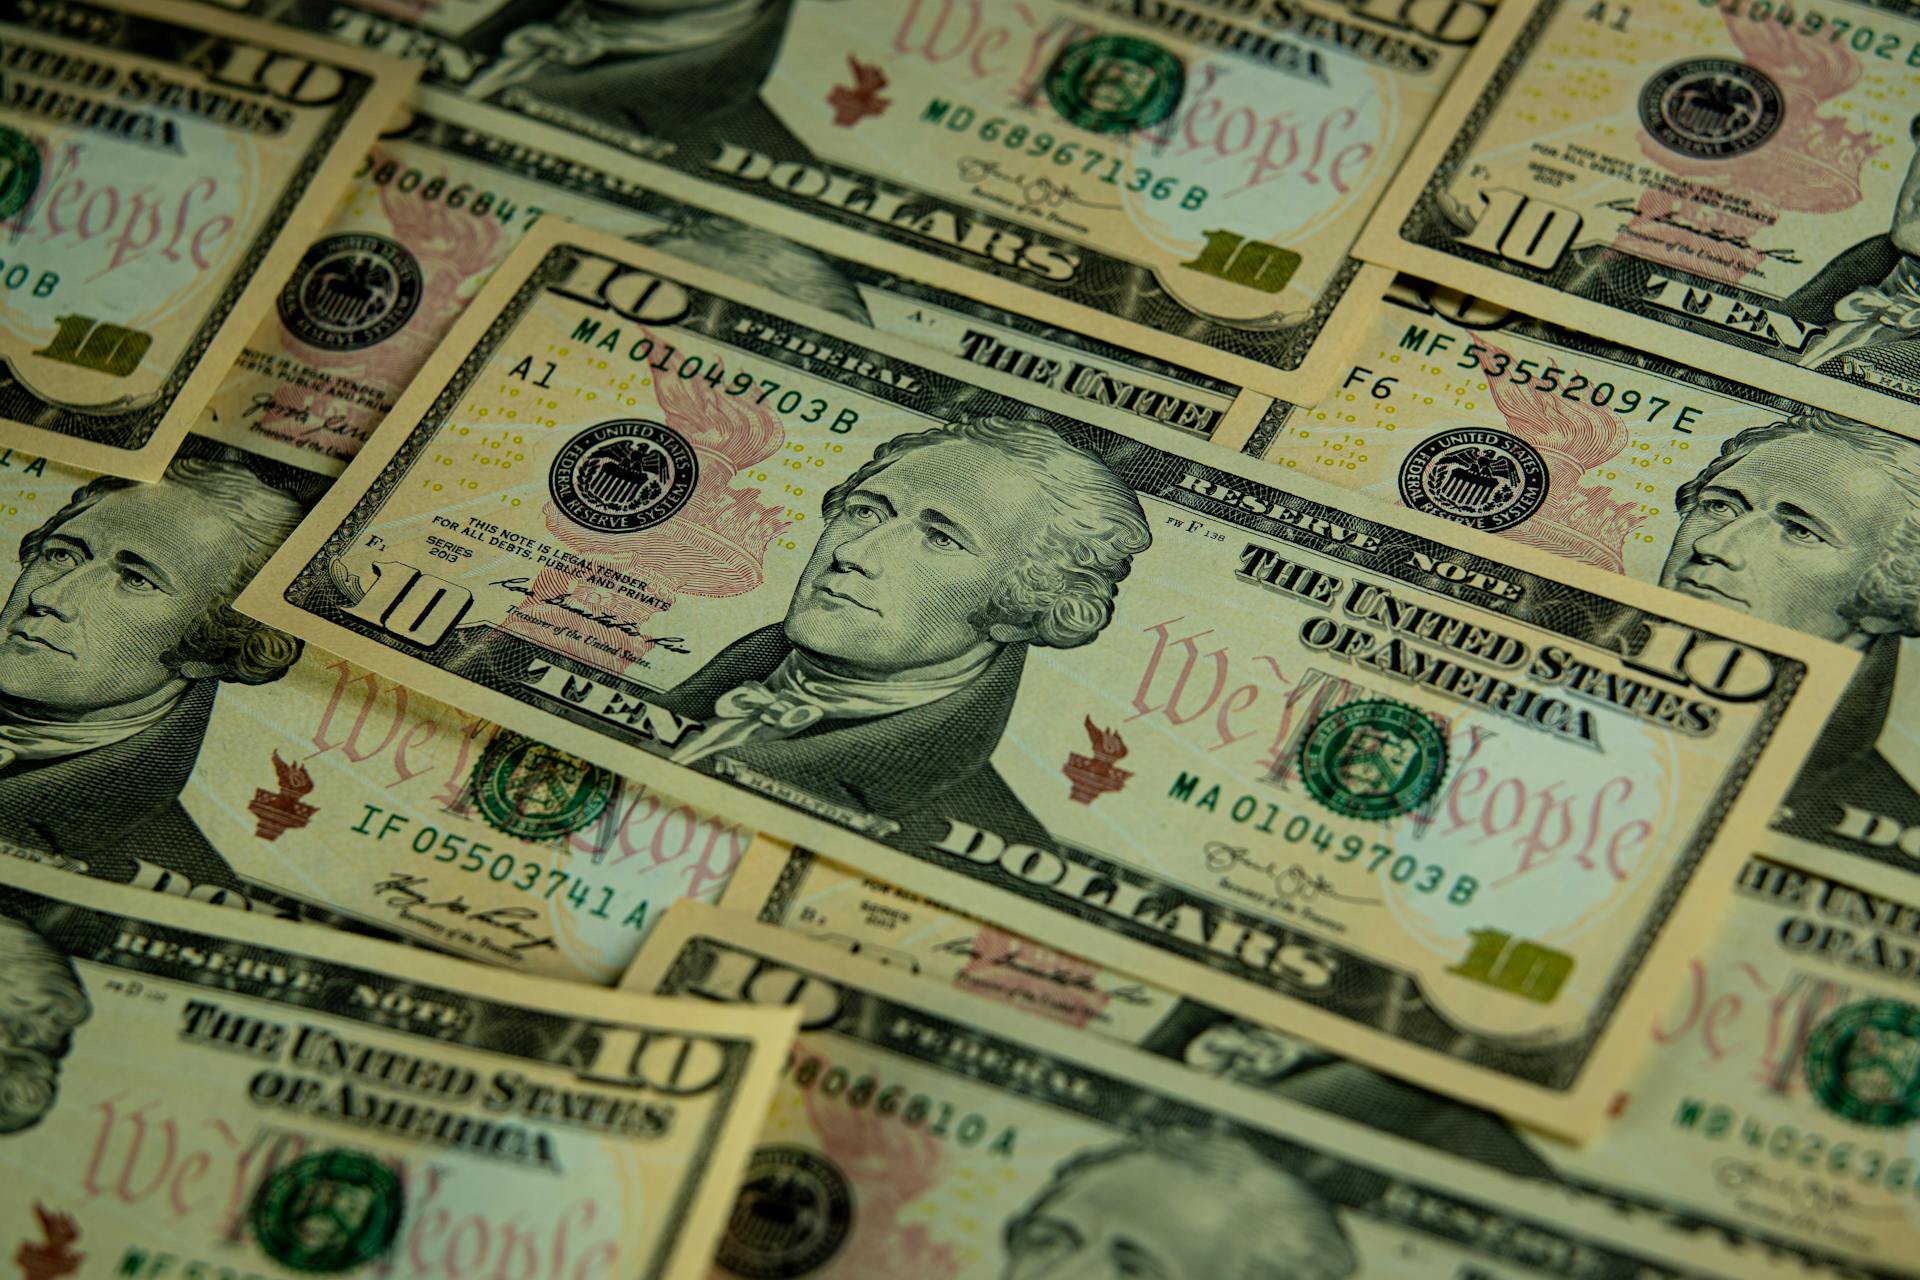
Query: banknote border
[
  {"left": 1242, "top": 398, "right": 1298, "bottom": 458},
  {"left": 1393, "top": 0, "right": 1564, "bottom": 254},
  {"left": 0, "top": 0, "right": 375, "bottom": 452},
  {"left": 753, "top": 844, "right": 822, "bottom": 926}
]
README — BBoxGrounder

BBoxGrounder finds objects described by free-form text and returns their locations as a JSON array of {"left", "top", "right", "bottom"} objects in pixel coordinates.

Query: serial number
[
  {"left": 1703, "top": 0, "right": 1920, "bottom": 62},
  {"left": 1169, "top": 774, "right": 1480, "bottom": 904},
  {"left": 784, "top": 1051, "right": 1017, "bottom": 1155},
  {"left": 1392, "top": 326, "right": 1706, "bottom": 430},
  {"left": 922, "top": 99, "right": 1209, "bottom": 209},
  {"left": 1677, "top": 1098, "right": 1920, "bottom": 1197},
  {"left": 353, "top": 154, "right": 546, "bottom": 229},
  {"left": 1455, "top": 345, "right": 1706, "bottom": 429},
  {"left": 350, "top": 802, "right": 640, "bottom": 925},
  {"left": 1307, "top": 824, "right": 1479, "bottom": 904},
  {"left": 566, "top": 327, "right": 861, "bottom": 433},
  {"left": 0, "top": 260, "right": 57, "bottom": 297}
]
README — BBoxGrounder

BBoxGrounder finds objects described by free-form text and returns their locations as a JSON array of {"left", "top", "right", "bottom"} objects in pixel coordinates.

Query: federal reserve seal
[
  {"left": 717, "top": 1145, "right": 854, "bottom": 1278},
  {"left": 278, "top": 234, "right": 424, "bottom": 351},
  {"left": 1045, "top": 34, "right": 1185, "bottom": 134},
  {"left": 1299, "top": 700, "right": 1448, "bottom": 820},
  {"left": 472, "top": 730, "right": 616, "bottom": 840},
  {"left": 1638, "top": 59, "right": 1784, "bottom": 160},
  {"left": 251, "top": 1149, "right": 403, "bottom": 1273},
  {"left": 0, "top": 126, "right": 40, "bottom": 221},
  {"left": 549, "top": 419, "right": 699, "bottom": 534},
  {"left": 1399, "top": 428, "right": 1549, "bottom": 532},
  {"left": 1804, "top": 999, "right": 1920, "bottom": 1128}
]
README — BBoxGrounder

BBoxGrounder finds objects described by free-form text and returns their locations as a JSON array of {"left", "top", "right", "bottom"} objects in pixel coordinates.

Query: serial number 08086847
[{"left": 352, "top": 153, "right": 546, "bottom": 230}]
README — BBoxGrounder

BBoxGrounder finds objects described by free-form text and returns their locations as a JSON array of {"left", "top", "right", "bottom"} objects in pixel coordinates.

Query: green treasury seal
[
  {"left": 1298, "top": 699, "right": 1448, "bottom": 820},
  {"left": 252, "top": 1149, "right": 404, "bottom": 1273},
  {"left": 0, "top": 126, "right": 41, "bottom": 221},
  {"left": 1804, "top": 999, "right": 1920, "bottom": 1128},
  {"left": 473, "top": 730, "right": 617, "bottom": 841},
  {"left": 1045, "top": 34, "right": 1186, "bottom": 134}
]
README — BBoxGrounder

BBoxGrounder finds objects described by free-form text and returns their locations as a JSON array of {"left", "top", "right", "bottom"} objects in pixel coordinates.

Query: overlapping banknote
[
  {"left": 0, "top": 0, "right": 416, "bottom": 479},
  {"left": 1254, "top": 275, "right": 1920, "bottom": 902},
  {"left": 0, "top": 857, "right": 798, "bottom": 1279},
  {"left": 725, "top": 838, "right": 1920, "bottom": 1279},
  {"left": 235, "top": 220, "right": 1855, "bottom": 1136},
  {"left": 196, "top": 89, "right": 1255, "bottom": 475},
  {"left": 623, "top": 898, "right": 1838, "bottom": 1280},
  {"left": 1355, "top": 0, "right": 1920, "bottom": 432},
  {"left": 179, "top": 0, "right": 1472, "bottom": 399}
]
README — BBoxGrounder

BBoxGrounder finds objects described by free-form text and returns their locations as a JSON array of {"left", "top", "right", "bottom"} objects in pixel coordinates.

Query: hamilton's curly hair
[
  {"left": 18, "top": 456, "right": 306, "bottom": 684},
  {"left": 1004, "top": 1126, "right": 1357, "bottom": 1280},
  {"left": 821, "top": 415, "right": 1152, "bottom": 649},
  {"left": 0, "top": 912, "right": 90, "bottom": 1135},
  {"left": 1675, "top": 409, "right": 1920, "bottom": 637}
]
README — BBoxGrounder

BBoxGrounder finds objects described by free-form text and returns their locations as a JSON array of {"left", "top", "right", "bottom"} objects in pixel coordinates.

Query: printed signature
[
  {"left": 372, "top": 873, "right": 556, "bottom": 953},
  {"left": 932, "top": 936, "right": 1151, "bottom": 1006},
  {"left": 1599, "top": 198, "right": 1803, "bottom": 264},
  {"left": 489, "top": 577, "right": 690, "bottom": 653},
  {"left": 1713, "top": 1159, "right": 1892, "bottom": 1219},
  {"left": 239, "top": 391, "right": 375, "bottom": 443},
  {"left": 1202, "top": 843, "right": 1378, "bottom": 905},
  {"left": 957, "top": 157, "right": 1118, "bottom": 211}
]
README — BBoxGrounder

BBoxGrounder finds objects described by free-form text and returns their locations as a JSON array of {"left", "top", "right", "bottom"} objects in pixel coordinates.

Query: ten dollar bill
[
  {"left": 238, "top": 220, "right": 1855, "bottom": 1135},
  {"left": 0, "top": 858, "right": 797, "bottom": 1279}
]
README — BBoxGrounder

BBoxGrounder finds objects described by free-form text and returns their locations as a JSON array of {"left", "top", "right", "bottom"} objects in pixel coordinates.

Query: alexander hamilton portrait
[
  {"left": 658, "top": 414, "right": 1153, "bottom": 846},
  {"left": 0, "top": 451, "right": 308, "bottom": 890}
]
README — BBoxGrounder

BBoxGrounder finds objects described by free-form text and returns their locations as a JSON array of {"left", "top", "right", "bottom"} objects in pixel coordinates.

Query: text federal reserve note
[
  {"left": 1356, "top": 0, "right": 1920, "bottom": 433},
  {"left": 0, "top": 436, "right": 753, "bottom": 985},
  {"left": 725, "top": 838, "right": 1920, "bottom": 1278},
  {"left": 624, "top": 900, "right": 1813, "bottom": 1280},
  {"left": 1257, "top": 277, "right": 1920, "bottom": 904},
  {"left": 198, "top": 91, "right": 1246, "bottom": 475},
  {"left": 0, "top": 859, "right": 798, "bottom": 1280},
  {"left": 0, "top": 0, "right": 415, "bottom": 480},
  {"left": 189, "top": 0, "right": 1461, "bottom": 400},
  {"left": 240, "top": 221, "right": 1855, "bottom": 1134}
]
